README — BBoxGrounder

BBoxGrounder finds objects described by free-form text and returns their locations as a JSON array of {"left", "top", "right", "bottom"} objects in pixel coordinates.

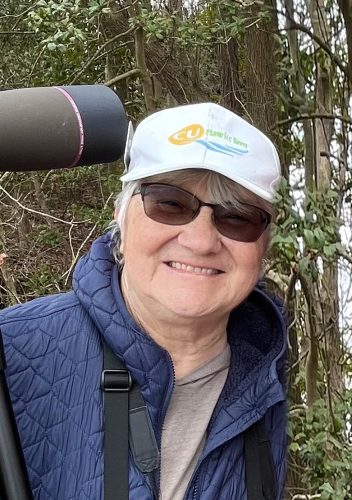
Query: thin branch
[
  {"left": 27, "top": 46, "right": 46, "bottom": 86},
  {"left": 289, "top": 329, "right": 326, "bottom": 372},
  {"left": 105, "top": 68, "right": 141, "bottom": 87},
  {"left": 0, "top": 235, "right": 20, "bottom": 304},
  {"left": 62, "top": 193, "right": 114, "bottom": 284},
  {"left": 66, "top": 219, "right": 76, "bottom": 265},
  {"left": 297, "top": 272, "right": 314, "bottom": 335},
  {"left": 0, "top": 172, "right": 12, "bottom": 183},
  {"left": 0, "top": 31, "right": 36, "bottom": 35},
  {"left": 337, "top": 251, "right": 352, "bottom": 266},
  {"left": 277, "top": 10, "right": 350, "bottom": 82},
  {"left": 0, "top": 184, "right": 85, "bottom": 226},
  {"left": 284, "top": 270, "right": 299, "bottom": 310},
  {"left": 0, "top": 281, "right": 21, "bottom": 304},
  {"left": 264, "top": 268, "right": 289, "bottom": 294},
  {"left": 69, "top": 25, "right": 135, "bottom": 85},
  {"left": 106, "top": 0, "right": 139, "bottom": 14},
  {"left": 0, "top": 1, "right": 42, "bottom": 22},
  {"left": 275, "top": 113, "right": 352, "bottom": 129},
  {"left": 292, "top": 495, "right": 321, "bottom": 499}
]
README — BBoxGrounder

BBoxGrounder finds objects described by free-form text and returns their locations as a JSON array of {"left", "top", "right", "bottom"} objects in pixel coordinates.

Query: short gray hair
[{"left": 110, "top": 169, "right": 273, "bottom": 265}]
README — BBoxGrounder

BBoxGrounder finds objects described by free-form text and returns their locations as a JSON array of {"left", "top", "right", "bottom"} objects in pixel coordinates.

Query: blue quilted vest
[{"left": 0, "top": 232, "right": 287, "bottom": 499}]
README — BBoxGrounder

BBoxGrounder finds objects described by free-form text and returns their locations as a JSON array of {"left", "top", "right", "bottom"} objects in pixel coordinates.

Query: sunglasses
[{"left": 135, "top": 183, "right": 271, "bottom": 243}]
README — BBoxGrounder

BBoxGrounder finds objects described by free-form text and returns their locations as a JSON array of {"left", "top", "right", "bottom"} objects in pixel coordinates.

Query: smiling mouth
[{"left": 166, "top": 261, "right": 222, "bottom": 275}]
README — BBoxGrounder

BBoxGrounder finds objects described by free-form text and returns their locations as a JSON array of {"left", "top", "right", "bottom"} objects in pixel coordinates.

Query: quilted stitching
[{"left": 0, "top": 232, "right": 287, "bottom": 499}]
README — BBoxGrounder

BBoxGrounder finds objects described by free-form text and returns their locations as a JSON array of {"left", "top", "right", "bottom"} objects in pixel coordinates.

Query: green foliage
[
  {"left": 271, "top": 179, "right": 300, "bottom": 269},
  {"left": 130, "top": 7, "right": 175, "bottom": 42},
  {"left": 271, "top": 179, "right": 346, "bottom": 277},
  {"left": 0, "top": 0, "right": 111, "bottom": 86},
  {"left": 24, "top": 264, "right": 64, "bottom": 296},
  {"left": 289, "top": 395, "right": 352, "bottom": 499},
  {"left": 278, "top": 37, "right": 316, "bottom": 119},
  {"left": 37, "top": 226, "right": 61, "bottom": 247},
  {"left": 69, "top": 204, "right": 113, "bottom": 229},
  {"left": 130, "top": 0, "right": 255, "bottom": 49}
]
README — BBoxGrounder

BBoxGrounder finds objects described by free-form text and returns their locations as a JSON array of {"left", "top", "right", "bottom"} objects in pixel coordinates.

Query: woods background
[{"left": 0, "top": 1, "right": 351, "bottom": 498}]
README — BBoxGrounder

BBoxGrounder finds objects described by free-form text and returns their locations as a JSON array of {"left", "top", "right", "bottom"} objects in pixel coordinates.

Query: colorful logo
[
  {"left": 168, "top": 124, "right": 248, "bottom": 157},
  {"left": 168, "top": 124, "right": 205, "bottom": 145}
]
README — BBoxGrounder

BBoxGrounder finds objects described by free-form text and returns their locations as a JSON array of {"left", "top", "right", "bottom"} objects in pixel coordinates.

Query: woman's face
[{"left": 118, "top": 180, "right": 268, "bottom": 323}]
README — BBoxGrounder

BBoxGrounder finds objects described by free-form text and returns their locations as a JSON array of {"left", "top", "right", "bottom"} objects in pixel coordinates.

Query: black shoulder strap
[
  {"left": 0, "top": 329, "right": 33, "bottom": 500},
  {"left": 101, "top": 340, "right": 159, "bottom": 500},
  {"left": 101, "top": 340, "right": 131, "bottom": 500},
  {"left": 244, "top": 418, "right": 277, "bottom": 500}
]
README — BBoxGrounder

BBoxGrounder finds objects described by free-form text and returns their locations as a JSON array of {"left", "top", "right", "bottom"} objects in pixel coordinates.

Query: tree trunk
[
  {"left": 216, "top": 38, "right": 242, "bottom": 114},
  {"left": 243, "top": 0, "right": 280, "bottom": 142},
  {"left": 129, "top": 1, "right": 156, "bottom": 112},
  {"left": 337, "top": 0, "right": 352, "bottom": 84},
  {"left": 284, "top": 0, "right": 315, "bottom": 190},
  {"left": 309, "top": 0, "right": 343, "bottom": 398}
]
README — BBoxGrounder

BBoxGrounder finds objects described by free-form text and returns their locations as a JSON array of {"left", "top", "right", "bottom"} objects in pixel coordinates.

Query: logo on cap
[
  {"left": 169, "top": 124, "right": 205, "bottom": 145},
  {"left": 168, "top": 124, "right": 249, "bottom": 158}
]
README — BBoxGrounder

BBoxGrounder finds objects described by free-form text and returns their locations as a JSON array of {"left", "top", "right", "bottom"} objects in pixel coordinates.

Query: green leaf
[
  {"left": 290, "top": 442, "right": 300, "bottom": 452},
  {"left": 303, "top": 228, "right": 315, "bottom": 247}
]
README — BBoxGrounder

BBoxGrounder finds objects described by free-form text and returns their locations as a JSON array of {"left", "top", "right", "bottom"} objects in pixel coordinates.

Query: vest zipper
[
  {"left": 156, "top": 351, "right": 176, "bottom": 499},
  {"left": 146, "top": 470, "right": 158, "bottom": 499},
  {"left": 184, "top": 456, "right": 207, "bottom": 499},
  {"left": 191, "top": 474, "right": 199, "bottom": 500}
]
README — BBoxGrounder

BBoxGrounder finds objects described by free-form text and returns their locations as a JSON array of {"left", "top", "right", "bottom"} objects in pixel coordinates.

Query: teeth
[{"left": 168, "top": 262, "right": 219, "bottom": 275}]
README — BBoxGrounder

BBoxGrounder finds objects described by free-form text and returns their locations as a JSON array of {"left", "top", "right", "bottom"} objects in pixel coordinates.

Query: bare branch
[
  {"left": 0, "top": 172, "right": 12, "bottom": 183},
  {"left": 69, "top": 25, "right": 136, "bottom": 85},
  {"left": 0, "top": 1, "right": 42, "bottom": 22},
  {"left": 277, "top": 9, "right": 350, "bottom": 82},
  {"left": 337, "top": 251, "right": 352, "bottom": 266},
  {"left": 264, "top": 268, "right": 289, "bottom": 294},
  {"left": 105, "top": 68, "right": 141, "bottom": 87},
  {"left": 285, "top": 270, "right": 299, "bottom": 311},
  {"left": 275, "top": 113, "right": 352, "bottom": 129},
  {"left": 0, "top": 184, "right": 85, "bottom": 226},
  {"left": 62, "top": 193, "right": 114, "bottom": 284},
  {"left": 27, "top": 46, "right": 46, "bottom": 86},
  {"left": 292, "top": 495, "right": 321, "bottom": 499},
  {"left": 0, "top": 31, "right": 36, "bottom": 35}
]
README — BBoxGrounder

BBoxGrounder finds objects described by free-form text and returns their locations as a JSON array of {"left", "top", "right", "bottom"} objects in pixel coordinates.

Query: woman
[{"left": 0, "top": 102, "right": 287, "bottom": 499}]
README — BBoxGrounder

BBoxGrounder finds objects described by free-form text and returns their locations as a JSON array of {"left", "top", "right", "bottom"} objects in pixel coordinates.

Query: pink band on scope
[{"left": 54, "top": 86, "right": 85, "bottom": 168}]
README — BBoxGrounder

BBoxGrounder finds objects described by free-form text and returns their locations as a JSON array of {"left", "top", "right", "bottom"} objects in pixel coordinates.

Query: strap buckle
[{"left": 101, "top": 369, "right": 132, "bottom": 392}]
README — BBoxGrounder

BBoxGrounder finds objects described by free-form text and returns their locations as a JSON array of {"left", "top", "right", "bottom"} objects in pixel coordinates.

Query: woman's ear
[{"left": 114, "top": 207, "right": 119, "bottom": 221}]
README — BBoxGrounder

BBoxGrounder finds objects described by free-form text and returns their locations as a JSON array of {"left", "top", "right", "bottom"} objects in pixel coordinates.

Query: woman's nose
[{"left": 177, "top": 207, "right": 222, "bottom": 254}]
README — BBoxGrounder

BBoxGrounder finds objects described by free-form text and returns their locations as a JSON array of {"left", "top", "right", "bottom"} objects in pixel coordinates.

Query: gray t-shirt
[{"left": 160, "top": 345, "right": 231, "bottom": 500}]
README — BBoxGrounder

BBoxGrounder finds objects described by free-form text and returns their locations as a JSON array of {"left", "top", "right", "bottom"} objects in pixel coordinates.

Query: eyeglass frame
[{"left": 133, "top": 182, "right": 272, "bottom": 242}]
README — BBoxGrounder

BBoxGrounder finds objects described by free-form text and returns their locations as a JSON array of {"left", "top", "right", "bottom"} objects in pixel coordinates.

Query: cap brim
[{"left": 120, "top": 163, "right": 277, "bottom": 202}]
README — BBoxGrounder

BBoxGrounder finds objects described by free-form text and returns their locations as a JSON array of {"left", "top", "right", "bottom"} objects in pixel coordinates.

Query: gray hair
[{"left": 110, "top": 169, "right": 273, "bottom": 265}]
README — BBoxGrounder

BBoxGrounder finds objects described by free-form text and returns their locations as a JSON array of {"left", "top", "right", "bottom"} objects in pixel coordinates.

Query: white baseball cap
[{"left": 120, "top": 103, "right": 281, "bottom": 202}]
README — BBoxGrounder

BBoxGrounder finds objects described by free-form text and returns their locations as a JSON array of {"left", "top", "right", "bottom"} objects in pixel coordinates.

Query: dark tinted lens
[
  {"left": 213, "top": 204, "right": 270, "bottom": 242},
  {"left": 141, "top": 184, "right": 199, "bottom": 225},
  {"left": 140, "top": 183, "right": 270, "bottom": 242}
]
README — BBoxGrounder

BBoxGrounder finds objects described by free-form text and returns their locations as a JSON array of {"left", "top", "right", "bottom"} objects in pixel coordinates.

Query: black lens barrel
[{"left": 0, "top": 85, "right": 128, "bottom": 172}]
